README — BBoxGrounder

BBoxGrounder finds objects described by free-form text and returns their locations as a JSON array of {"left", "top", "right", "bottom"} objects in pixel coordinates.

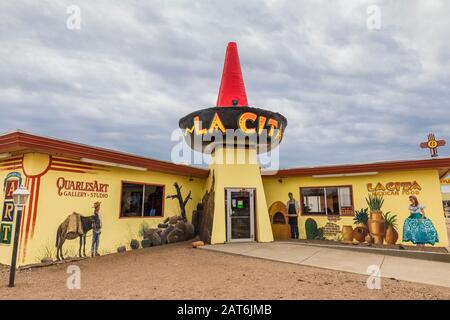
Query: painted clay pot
[
  {"left": 341, "top": 225, "right": 354, "bottom": 243},
  {"left": 369, "top": 210, "right": 383, "bottom": 221},
  {"left": 385, "top": 226, "right": 399, "bottom": 245},
  {"left": 353, "top": 226, "right": 368, "bottom": 242},
  {"left": 365, "top": 233, "right": 373, "bottom": 244},
  {"left": 368, "top": 210, "right": 385, "bottom": 245}
]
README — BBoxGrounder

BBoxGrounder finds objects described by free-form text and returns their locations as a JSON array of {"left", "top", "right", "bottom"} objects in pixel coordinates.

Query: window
[
  {"left": 301, "top": 186, "right": 353, "bottom": 216},
  {"left": 120, "top": 182, "right": 164, "bottom": 217}
]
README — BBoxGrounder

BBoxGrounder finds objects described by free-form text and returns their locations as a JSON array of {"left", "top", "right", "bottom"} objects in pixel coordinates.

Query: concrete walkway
[{"left": 200, "top": 242, "right": 450, "bottom": 288}]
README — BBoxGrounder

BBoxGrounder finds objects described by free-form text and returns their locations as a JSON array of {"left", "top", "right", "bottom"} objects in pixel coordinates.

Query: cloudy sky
[{"left": 1, "top": 0, "right": 449, "bottom": 168}]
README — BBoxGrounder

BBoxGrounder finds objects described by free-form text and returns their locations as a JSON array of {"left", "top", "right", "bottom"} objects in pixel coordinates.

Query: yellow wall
[
  {"left": 2, "top": 152, "right": 449, "bottom": 267},
  {"left": 209, "top": 147, "right": 273, "bottom": 244},
  {"left": 0, "top": 153, "right": 206, "bottom": 266},
  {"left": 262, "top": 169, "right": 449, "bottom": 247}
]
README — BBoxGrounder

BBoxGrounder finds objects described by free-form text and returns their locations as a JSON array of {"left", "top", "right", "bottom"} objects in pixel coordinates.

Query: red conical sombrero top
[{"left": 216, "top": 42, "right": 249, "bottom": 107}]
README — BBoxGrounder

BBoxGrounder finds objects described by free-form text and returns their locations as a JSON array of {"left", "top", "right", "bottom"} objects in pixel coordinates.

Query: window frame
[
  {"left": 119, "top": 180, "right": 165, "bottom": 219},
  {"left": 299, "top": 185, "right": 354, "bottom": 216}
]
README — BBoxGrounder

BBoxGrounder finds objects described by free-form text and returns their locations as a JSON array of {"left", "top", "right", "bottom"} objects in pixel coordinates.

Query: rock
[
  {"left": 143, "top": 228, "right": 158, "bottom": 239},
  {"left": 192, "top": 240, "right": 205, "bottom": 248},
  {"left": 160, "top": 225, "right": 174, "bottom": 244},
  {"left": 184, "top": 223, "right": 195, "bottom": 240},
  {"left": 150, "top": 232, "right": 162, "bottom": 246},
  {"left": 141, "top": 239, "right": 152, "bottom": 248},
  {"left": 168, "top": 215, "right": 181, "bottom": 225},
  {"left": 117, "top": 245, "right": 126, "bottom": 253},
  {"left": 41, "top": 257, "right": 53, "bottom": 264},
  {"left": 167, "top": 227, "right": 185, "bottom": 243},
  {"left": 175, "top": 221, "right": 187, "bottom": 233},
  {"left": 130, "top": 239, "right": 140, "bottom": 250}
]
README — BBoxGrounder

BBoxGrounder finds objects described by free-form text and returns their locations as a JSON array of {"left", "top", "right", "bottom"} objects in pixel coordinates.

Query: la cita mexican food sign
[{"left": 367, "top": 181, "right": 422, "bottom": 196}]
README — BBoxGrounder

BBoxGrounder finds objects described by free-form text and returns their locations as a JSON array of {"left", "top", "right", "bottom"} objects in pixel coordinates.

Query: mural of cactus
[{"left": 305, "top": 218, "right": 318, "bottom": 240}]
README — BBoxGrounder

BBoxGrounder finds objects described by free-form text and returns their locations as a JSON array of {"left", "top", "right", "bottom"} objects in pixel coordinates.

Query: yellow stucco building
[
  {"left": 0, "top": 131, "right": 449, "bottom": 266},
  {"left": 0, "top": 42, "right": 449, "bottom": 267}
]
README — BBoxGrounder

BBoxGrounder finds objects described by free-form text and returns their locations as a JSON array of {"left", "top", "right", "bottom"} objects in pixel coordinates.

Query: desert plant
[
  {"left": 138, "top": 221, "right": 150, "bottom": 238},
  {"left": 383, "top": 211, "right": 398, "bottom": 230},
  {"left": 353, "top": 208, "right": 369, "bottom": 225},
  {"left": 315, "top": 227, "right": 325, "bottom": 240},
  {"left": 365, "top": 194, "right": 384, "bottom": 211}
]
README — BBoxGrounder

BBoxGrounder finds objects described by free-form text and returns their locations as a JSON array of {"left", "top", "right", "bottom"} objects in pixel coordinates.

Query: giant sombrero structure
[{"left": 179, "top": 42, "right": 287, "bottom": 154}]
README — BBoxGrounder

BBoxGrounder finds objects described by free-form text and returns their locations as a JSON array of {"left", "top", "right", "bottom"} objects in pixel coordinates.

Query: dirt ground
[{"left": 0, "top": 241, "right": 449, "bottom": 300}]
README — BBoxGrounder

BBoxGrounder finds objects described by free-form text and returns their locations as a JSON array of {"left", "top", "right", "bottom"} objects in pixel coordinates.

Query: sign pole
[{"left": 8, "top": 206, "right": 23, "bottom": 288}]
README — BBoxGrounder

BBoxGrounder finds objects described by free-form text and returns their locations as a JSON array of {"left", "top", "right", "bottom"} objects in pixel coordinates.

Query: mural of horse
[{"left": 55, "top": 213, "right": 96, "bottom": 260}]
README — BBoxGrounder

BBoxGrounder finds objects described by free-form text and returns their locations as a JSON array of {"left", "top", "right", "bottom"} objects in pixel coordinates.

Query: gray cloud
[{"left": 0, "top": 0, "right": 449, "bottom": 168}]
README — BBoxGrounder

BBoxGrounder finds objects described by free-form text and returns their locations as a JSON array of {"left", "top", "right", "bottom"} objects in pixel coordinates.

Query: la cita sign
[{"left": 367, "top": 181, "right": 422, "bottom": 196}]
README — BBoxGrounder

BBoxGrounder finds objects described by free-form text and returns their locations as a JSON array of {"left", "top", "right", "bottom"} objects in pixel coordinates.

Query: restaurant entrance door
[{"left": 226, "top": 189, "right": 255, "bottom": 242}]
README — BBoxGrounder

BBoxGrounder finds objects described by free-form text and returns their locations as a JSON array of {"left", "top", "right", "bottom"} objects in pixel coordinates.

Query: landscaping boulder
[
  {"left": 141, "top": 239, "right": 152, "bottom": 248},
  {"left": 160, "top": 225, "right": 174, "bottom": 244},
  {"left": 150, "top": 232, "right": 162, "bottom": 246},
  {"left": 166, "top": 215, "right": 182, "bottom": 225},
  {"left": 130, "top": 239, "right": 140, "bottom": 250},
  {"left": 167, "top": 227, "right": 185, "bottom": 243},
  {"left": 143, "top": 228, "right": 158, "bottom": 239},
  {"left": 117, "top": 245, "right": 126, "bottom": 253},
  {"left": 184, "top": 222, "right": 195, "bottom": 240},
  {"left": 41, "top": 257, "right": 53, "bottom": 264}
]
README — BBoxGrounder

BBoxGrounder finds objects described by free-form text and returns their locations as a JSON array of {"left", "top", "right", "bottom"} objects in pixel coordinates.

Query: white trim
[
  {"left": 312, "top": 172, "right": 379, "bottom": 178},
  {"left": 80, "top": 158, "right": 148, "bottom": 171}
]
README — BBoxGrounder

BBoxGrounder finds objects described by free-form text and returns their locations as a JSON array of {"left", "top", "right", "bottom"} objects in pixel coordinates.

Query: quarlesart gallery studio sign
[{"left": 56, "top": 177, "right": 110, "bottom": 198}]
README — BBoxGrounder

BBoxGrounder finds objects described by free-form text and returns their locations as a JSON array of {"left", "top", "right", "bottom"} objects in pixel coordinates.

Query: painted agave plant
[
  {"left": 353, "top": 208, "right": 369, "bottom": 226},
  {"left": 365, "top": 194, "right": 384, "bottom": 211},
  {"left": 384, "top": 211, "right": 399, "bottom": 245},
  {"left": 383, "top": 211, "right": 398, "bottom": 230}
]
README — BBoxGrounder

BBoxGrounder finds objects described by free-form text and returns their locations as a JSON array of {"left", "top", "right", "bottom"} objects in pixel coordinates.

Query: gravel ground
[{"left": 0, "top": 241, "right": 449, "bottom": 300}]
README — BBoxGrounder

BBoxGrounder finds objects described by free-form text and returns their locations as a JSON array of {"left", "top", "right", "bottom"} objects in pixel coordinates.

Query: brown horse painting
[{"left": 55, "top": 212, "right": 96, "bottom": 260}]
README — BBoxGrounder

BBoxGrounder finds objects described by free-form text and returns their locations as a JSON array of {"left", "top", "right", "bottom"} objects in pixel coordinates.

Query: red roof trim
[
  {"left": 263, "top": 158, "right": 450, "bottom": 177},
  {"left": 0, "top": 131, "right": 209, "bottom": 178}
]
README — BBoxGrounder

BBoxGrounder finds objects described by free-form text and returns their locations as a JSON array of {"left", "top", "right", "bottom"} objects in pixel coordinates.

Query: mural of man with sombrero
[{"left": 91, "top": 201, "right": 102, "bottom": 257}]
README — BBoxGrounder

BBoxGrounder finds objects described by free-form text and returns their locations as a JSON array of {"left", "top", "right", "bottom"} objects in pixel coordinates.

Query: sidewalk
[{"left": 200, "top": 242, "right": 450, "bottom": 288}]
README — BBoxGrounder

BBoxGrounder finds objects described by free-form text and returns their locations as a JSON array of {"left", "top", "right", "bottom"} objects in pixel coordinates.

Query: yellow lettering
[
  {"left": 1, "top": 225, "right": 11, "bottom": 241},
  {"left": 239, "top": 112, "right": 257, "bottom": 134},
  {"left": 267, "top": 119, "right": 278, "bottom": 137},
  {"left": 3, "top": 203, "right": 14, "bottom": 220},
  {"left": 209, "top": 113, "right": 226, "bottom": 133}
]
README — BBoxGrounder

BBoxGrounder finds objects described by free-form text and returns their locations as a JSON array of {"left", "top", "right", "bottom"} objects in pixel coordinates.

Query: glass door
[{"left": 226, "top": 189, "right": 255, "bottom": 242}]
